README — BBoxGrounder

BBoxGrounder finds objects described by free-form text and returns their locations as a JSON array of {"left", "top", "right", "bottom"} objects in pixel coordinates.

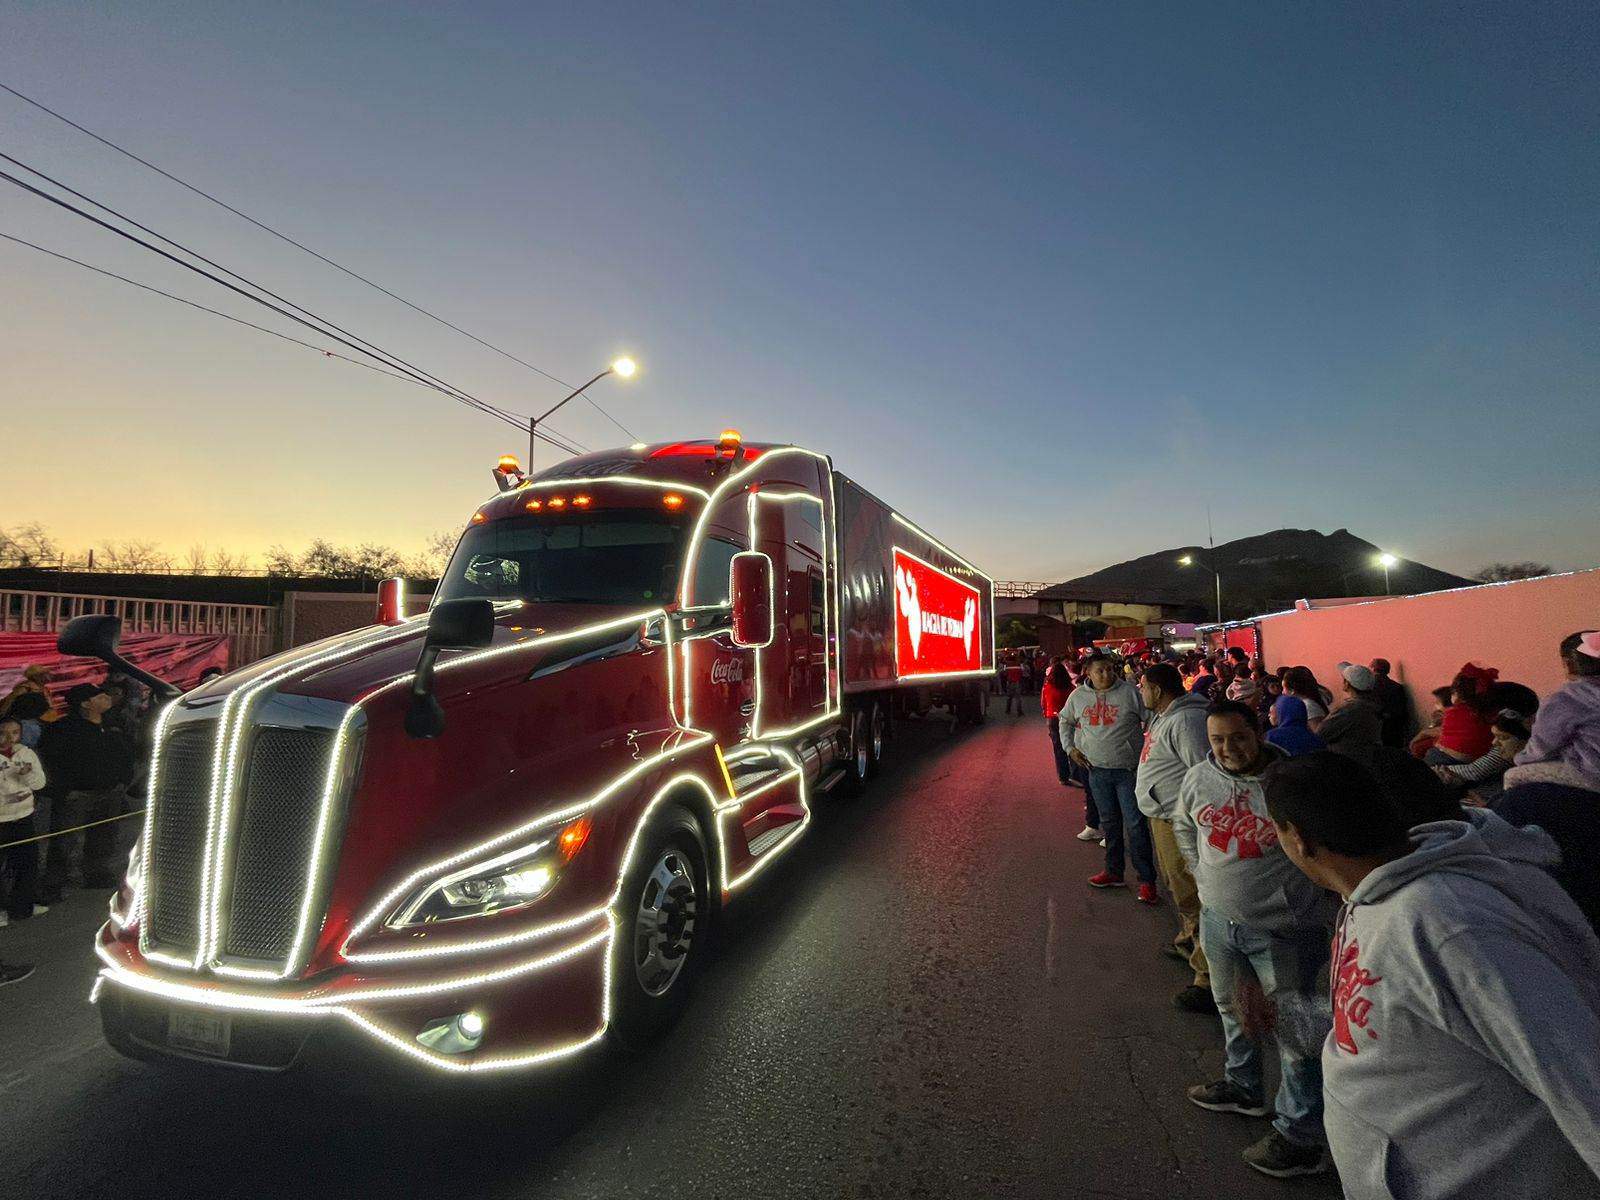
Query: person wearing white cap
[{"left": 1317, "top": 663, "right": 1384, "bottom": 759}]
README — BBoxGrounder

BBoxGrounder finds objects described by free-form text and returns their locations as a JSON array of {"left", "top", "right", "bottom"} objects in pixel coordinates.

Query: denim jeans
[
  {"left": 1199, "top": 908, "right": 1328, "bottom": 1146},
  {"left": 1046, "top": 718, "right": 1073, "bottom": 787},
  {"left": 1087, "top": 767, "right": 1154, "bottom": 882}
]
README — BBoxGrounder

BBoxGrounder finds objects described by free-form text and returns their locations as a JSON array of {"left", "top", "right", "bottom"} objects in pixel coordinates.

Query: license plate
[{"left": 167, "top": 1008, "right": 232, "bottom": 1059}]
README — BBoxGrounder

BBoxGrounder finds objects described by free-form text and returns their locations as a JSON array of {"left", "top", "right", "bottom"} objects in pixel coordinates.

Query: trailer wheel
[
  {"left": 868, "top": 702, "right": 887, "bottom": 774},
  {"left": 844, "top": 708, "right": 872, "bottom": 793},
  {"left": 609, "top": 805, "right": 708, "bottom": 1051}
]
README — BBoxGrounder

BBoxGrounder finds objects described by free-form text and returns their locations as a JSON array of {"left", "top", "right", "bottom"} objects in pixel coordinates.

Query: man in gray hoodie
[
  {"left": 1174, "top": 699, "right": 1333, "bottom": 1179},
  {"left": 1264, "top": 750, "right": 1600, "bottom": 1199},
  {"left": 1060, "top": 654, "right": 1154, "bottom": 898},
  {"left": 1135, "top": 663, "right": 1215, "bottom": 1012}
]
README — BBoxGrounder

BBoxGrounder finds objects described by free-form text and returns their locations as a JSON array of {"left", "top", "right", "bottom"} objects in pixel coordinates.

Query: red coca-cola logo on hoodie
[
  {"left": 1332, "top": 935, "right": 1382, "bottom": 1055},
  {"left": 1196, "top": 785, "right": 1278, "bottom": 860}
]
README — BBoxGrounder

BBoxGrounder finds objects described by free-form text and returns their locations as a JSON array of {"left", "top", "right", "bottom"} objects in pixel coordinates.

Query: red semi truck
[{"left": 81, "top": 433, "right": 994, "bottom": 1073}]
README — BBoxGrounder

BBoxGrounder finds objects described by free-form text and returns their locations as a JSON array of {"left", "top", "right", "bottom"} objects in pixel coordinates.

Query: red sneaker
[
  {"left": 1136, "top": 883, "right": 1160, "bottom": 905},
  {"left": 1087, "top": 871, "right": 1125, "bottom": 889}
]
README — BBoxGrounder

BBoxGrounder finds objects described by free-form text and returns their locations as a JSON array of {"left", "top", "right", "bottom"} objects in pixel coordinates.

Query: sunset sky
[{"left": 4, "top": 2, "right": 1597, "bottom": 581}]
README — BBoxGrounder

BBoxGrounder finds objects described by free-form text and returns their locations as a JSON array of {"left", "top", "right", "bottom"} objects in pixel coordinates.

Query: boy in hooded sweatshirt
[
  {"left": 1265, "top": 695, "right": 1325, "bottom": 758},
  {"left": 1173, "top": 700, "right": 1334, "bottom": 1178},
  {"left": 1060, "top": 654, "right": 1154, "bottom": 898},
  {"left": 1263, "top": 750, "right": 1600, "bottom": 1200}
]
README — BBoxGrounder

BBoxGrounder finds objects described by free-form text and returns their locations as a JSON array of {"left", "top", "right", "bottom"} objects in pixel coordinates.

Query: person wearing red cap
[{"left": 1428, "top": 664, "right": 1500, "bottom": 765}]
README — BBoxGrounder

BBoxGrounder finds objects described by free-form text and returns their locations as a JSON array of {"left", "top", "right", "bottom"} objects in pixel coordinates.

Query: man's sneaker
[
  {"left": 1087, "top": 871, "right": 1125, "bottom": 889},
  {"left": 0, "top": 961, "right": 35, "bottom": 987},
  {"left": 1242, "top": 1130, "right": 1329, "bottom": 1178},
  {"left": 1173, "top": 984, "right": 1218, "bottom": 1014},
  {"left": 1098, "top": 838, "right": 1108, "bottom": 847},
  {"left": 1136, "top": 883, "right": 1160, "bottom": 905},
  {"left": 1187, "top": 1080, "right": 1268, "bottom": 1117},
  {"left": 1075, "top": 826, "right": 1101, "bottom": 842}
]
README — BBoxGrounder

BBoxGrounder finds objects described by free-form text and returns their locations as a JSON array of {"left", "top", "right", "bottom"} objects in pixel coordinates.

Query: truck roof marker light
[
  {"left": 718, "top": 429, "right": 742, "bottom": 457},
  {"left": 525, "top": 499, "right": 543, "bottom": 511},
  {"left": 497, "top": 455, "right": 521, "bottom": 474},
  {"left": 472, "top": 511, "right": 488, "bottom": 524},
  {"left": 663, "top": 493, "right": 685, "bottom": 510},
  {"left": 548, "top": 496, "right": 566, "bottom": 509},
  {"left": 573, "top": 495, "right": 592, "bottom": 508}
]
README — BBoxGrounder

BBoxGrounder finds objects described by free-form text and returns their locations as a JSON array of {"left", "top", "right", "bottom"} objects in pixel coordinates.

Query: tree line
[{"left": 0, "top": 522, "right": 459, "bottom": 580}]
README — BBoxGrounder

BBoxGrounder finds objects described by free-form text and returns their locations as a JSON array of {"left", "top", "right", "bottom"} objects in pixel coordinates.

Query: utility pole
[{"left": 527, "top": 358, "right": 637, "bottom": 469}]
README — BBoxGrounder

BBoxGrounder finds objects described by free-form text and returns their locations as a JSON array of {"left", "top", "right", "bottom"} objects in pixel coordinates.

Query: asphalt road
[{"left": 1, "top": 705, "right": 1346, "bottom": 1200}]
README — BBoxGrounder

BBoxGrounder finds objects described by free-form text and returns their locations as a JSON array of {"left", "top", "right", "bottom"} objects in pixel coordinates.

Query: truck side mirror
[
  {"left": 56, "top": 614, "right": 183, "bottom": 701},
  {"left": 376, "top": 577, "right": 407, "bottom": 625},
  {"left": 404, "top": 598, "right": 496, "bottom": 739},
  {"left": 729, "top": 552, "right": 774, "bottom": 648}
]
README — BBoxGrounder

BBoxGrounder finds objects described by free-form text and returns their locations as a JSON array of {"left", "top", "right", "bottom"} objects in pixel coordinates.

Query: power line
[
  {"left": 1, "top": 80, "right": 638, "bottom": 442},
  {"left": 0, "top": 149, "right": 540, "bottom": 439},
  {"left": 0, "top": 160, "right": 589, "bottom": 456},
  {"left": 0, "top": 229, "right": 588, "bottom": 457}
]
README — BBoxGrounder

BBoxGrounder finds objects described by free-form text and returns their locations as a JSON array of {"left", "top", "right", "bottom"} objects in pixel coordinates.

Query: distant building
[{"left": 1027, "top": 583, "right": 1196, "bottom": 629}]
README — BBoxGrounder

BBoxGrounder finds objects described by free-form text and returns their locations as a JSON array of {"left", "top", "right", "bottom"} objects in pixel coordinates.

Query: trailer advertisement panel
[{"left": 893, "top": 547, "right": 982, "bottom": 678}]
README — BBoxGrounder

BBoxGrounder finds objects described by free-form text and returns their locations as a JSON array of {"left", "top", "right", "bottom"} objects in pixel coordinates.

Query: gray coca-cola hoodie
[
  {"left": 1322, "top": 814, "right": 1600, "bottom": 1199},
  {"left": 1058, "top": 678, "right": 1144, "bottom": 770},
  {"left": 1135, "top": 690, "right": 1211, "bottom": 820},
  {"left": 1173, "top": 745, "right": 1331, "bottom": 930}
]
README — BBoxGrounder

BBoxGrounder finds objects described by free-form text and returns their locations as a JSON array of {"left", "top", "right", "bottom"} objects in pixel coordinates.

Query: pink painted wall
[{"left": 1258, "top": 568, "right": 1600, "bottom": 717}]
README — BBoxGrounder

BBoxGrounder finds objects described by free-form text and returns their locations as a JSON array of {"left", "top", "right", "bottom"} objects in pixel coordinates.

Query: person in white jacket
[
  {"left": 1264, "top": 750, "right": 1600, "bottom": 1199},
  {"left": 0, "top": 715, "right": 47, "bottom": 926}
]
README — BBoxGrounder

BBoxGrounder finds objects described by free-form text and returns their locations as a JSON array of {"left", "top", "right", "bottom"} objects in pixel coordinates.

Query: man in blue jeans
[
  {"left": 1061, "top": 654, "right": 1157, "bottom": 902},
  {"left": 1174, "top": 699, "right": 1334, "bottom": 1179}
]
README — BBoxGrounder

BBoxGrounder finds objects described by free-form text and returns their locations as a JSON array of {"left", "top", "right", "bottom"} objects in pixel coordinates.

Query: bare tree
[
  {"left": 1474, "top": 562, "right": 1554, "bottom": 583},
  {"left": 264, "top": 545, "right": 300, "bottom": 576},
  {"left": 185, "top": 544, "right": 210, "bottom": 575},
  {"left": 0, "top": 522, "right": 61, "bottom": 567},
  {"left": 210, "top": 547, "right": 249, "bottom": 576},
  {"left": 98, "top": 540, "right": 173, "bottom": 573},
  {"left": 402, "top": 529, "right": 459, "bottom": 578}
]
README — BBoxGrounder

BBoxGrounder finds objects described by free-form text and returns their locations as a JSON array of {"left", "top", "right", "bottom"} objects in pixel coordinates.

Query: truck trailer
[{"left": 85, "top": 433, "right": 994, "bottom": 1073}]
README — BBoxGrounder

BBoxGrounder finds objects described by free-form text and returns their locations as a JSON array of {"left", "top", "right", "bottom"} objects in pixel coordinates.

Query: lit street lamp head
[
  {"left": 1178, "top": 555, "right": 1193, "bottom": 566},
  {"left": 1377, "top": 552, "right": 1398, "bottom": 568},
  {"left": 611, "top": 356, "right": 637, "bottom": 379}
]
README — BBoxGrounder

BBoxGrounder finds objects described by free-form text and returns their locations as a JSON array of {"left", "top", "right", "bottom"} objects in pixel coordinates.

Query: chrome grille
[
  {"left": 221, "top": 727, "right": 335, "bottom": 962},
  {"left": 145, "top": 722, "right": 215, "bottom": 957}
]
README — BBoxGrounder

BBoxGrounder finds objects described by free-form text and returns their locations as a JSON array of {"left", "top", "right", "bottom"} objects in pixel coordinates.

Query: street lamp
[
  {"left": 528, "top": 356, "right": 639, "bottom": 466},
  {"left": 1376, "top": 552, "right": 1398, "bottom": 595},
  {"left": 1179, "top": 554, "right": 1223, "bottom": 625}
]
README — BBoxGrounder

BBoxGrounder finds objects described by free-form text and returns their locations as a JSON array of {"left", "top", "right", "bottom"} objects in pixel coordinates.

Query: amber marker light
[
  {"left": 573, "top": 494, "right": 592, "bottom": 508},
  {"left": 663, "top": 493, "right": 685, "bottom": 510},
  {"left": 524, "top": 498, "right": 543, "bottom": 511},
  {"left": 548, "top": 496, "right": 567, "bottom": 509},
  {"left": 497, "top": 454, "right": 521, "bottom": 473},
  {"left": 471, "top": 511, "right": 488, "bottom": 524},
  {"left": 558, "top": 815, "right": 593, "bottom": 862}
]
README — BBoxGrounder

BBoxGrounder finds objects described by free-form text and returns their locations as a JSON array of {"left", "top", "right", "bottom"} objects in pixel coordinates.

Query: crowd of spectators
[
  {"left": 0, "top": 666, "right": 150, "bottom": 985},
  {"left": 1039, "top": 632, "right": 1600, "bottom": 1191}
]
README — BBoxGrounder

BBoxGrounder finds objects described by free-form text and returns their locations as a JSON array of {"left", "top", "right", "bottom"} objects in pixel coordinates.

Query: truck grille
[
  {"left": 145, "top": 722, "right": 215, "bottom": 957},
  {"left": 142, "top": 701, "right": 356, "bottom": 976},
  {"left": 222, "top": 727, "right": 334, "bottom": 962}
]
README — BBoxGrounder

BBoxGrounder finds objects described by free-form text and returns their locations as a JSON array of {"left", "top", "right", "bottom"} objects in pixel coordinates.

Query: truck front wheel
[{"left": 609, "top": 805, "right": 709, "bottom": 1051}]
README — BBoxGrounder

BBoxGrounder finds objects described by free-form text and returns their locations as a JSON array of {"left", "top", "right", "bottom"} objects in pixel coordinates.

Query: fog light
[{"left": 416, "top": 1012, "right": 485, "bottom": 1054}]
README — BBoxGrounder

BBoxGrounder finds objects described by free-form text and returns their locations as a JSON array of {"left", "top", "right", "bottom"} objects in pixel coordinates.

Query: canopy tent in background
[{"left": 0, "top": 632, "right": 229, "bottom": 712}]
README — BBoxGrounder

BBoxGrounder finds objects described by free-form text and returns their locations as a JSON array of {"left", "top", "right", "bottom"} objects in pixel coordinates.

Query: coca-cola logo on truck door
[{"left": 893, "top": 547, "right": 982, "bottom": 677}]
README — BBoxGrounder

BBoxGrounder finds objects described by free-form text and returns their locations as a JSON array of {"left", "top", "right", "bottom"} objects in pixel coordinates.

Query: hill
[{"left": 1053, "top": 528, "right": 1476, "bottom": 622}]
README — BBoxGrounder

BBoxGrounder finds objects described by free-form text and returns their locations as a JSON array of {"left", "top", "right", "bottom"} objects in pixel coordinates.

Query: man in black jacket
[
  {"left": 40, "top": 682, "right": 133, "bottom": 900},
  {"left": 1368, "top": 658, "right": 1411, "bottom": 748}
]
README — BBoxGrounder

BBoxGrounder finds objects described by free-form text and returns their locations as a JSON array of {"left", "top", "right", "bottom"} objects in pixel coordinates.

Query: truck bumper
[{"left": 93, "top": 915, "right": 613, "bottom": 1074}]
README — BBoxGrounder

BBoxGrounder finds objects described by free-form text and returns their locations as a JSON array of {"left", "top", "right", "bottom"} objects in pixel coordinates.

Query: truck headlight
[{"left": 388, "top": 816, "right": 592, "bottom": 928}]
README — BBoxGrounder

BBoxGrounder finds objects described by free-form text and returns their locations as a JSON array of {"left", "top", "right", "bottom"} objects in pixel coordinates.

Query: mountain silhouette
[{"left": 1045, "top": 528, "right": 1475, "bottom": 623}]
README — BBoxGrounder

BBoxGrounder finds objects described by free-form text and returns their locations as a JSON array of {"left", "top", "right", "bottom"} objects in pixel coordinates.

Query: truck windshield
[{"left": 437, "top": 511, "right": 685, "bottom": 605}]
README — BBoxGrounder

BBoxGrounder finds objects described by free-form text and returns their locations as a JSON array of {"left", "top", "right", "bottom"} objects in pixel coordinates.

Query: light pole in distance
[
  {"left": 1179, "top": 554, "right": 1223, "bottom": 625},
  {"left": 528, "top": 356, "right": 638, "bottom": 467},
  {"left": 1376, "top": 552, "right": 1398, "bottom": 595}
]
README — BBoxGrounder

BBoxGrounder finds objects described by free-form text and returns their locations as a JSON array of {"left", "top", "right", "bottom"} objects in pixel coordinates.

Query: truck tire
[
  {"left": 867, "top": 702, "right": 887, "bottom": 775},
  {"left": 609, "top": 805, "right": 709, "bottom": 1052},
  {"left": 844, "top": 709, "right": 872, "bottom": 794}
]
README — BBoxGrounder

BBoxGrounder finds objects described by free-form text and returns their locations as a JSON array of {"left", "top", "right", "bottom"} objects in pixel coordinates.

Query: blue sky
[{"left": 4, "top": 1, "right": 1596, "bottom": 579}]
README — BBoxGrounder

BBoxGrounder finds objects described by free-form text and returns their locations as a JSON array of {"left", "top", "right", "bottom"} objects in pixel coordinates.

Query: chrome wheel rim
[
  {"left": 633, "top": 849, "right": 698, "bottom": 997},
  {"left": 871, "top": 711, "right": 885, "bottom": 760},
  {"left": 855, "top": 715, "right": 870, "bottom": 777}
]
